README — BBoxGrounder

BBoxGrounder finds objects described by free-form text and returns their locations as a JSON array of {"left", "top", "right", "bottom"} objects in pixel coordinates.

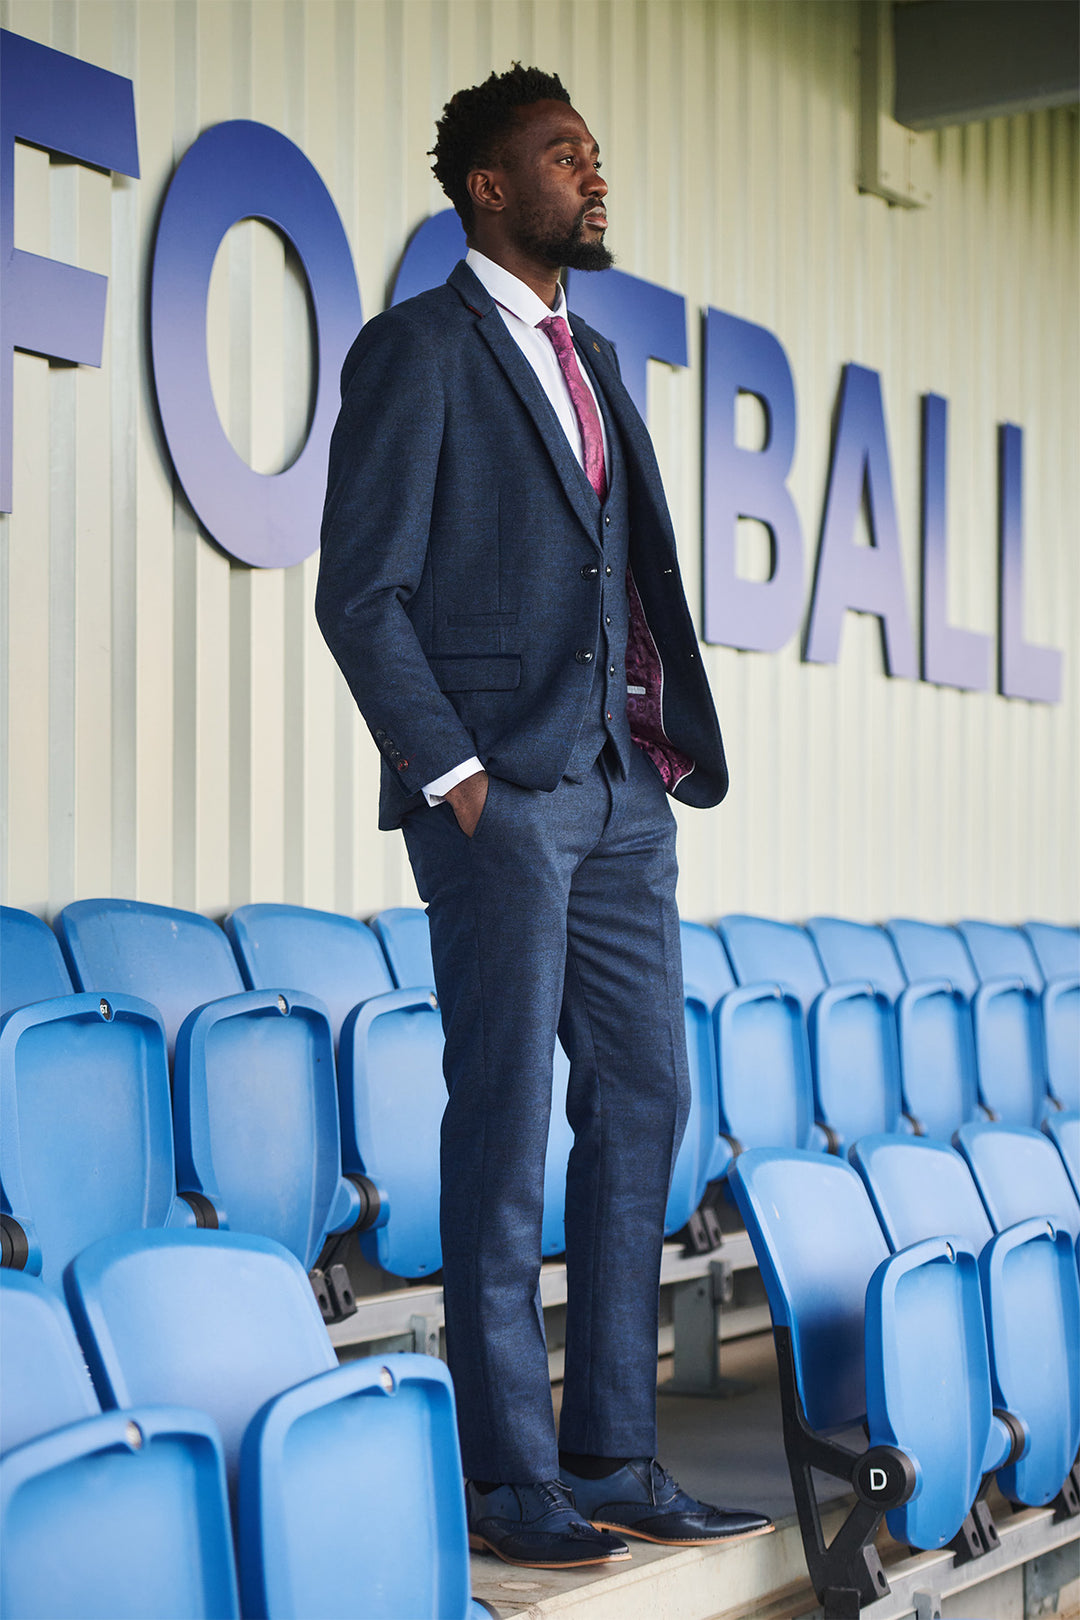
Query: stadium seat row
[
  {"left": 1, "top": 904, "right": 1077, "bottom": 1304},
  {"left": 1, "top": 1232, "right": 489, "bottom": 1620},
  {"left": 731, "top": 1126, "right": 1080, "bottom": 1612}
]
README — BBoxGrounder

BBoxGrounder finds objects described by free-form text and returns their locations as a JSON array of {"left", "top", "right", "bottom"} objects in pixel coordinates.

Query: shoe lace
[
  {"left": 534, "top": 1479, "right": 574, "bottom": 1515},
  {"left": 648, "top": 1459, "right": 678, "bottom": 1503}
]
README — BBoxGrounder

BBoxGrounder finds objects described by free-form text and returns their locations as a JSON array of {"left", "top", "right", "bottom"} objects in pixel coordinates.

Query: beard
[{"left": 511, "top": 204, "right": 615, "bottom": 272}]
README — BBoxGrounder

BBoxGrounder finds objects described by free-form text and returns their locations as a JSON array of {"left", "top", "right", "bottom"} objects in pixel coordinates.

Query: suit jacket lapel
[
  {"left": 447, "top": 261, "right": 602, "bottom": 547},
  {"left": 570, "top": 314, "right": 659, "bottom": 493}
]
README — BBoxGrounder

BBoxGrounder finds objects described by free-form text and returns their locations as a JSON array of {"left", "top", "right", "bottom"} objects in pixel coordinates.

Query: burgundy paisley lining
[{"left": 624, "top": 570, "right": 695, "bottom": 790}]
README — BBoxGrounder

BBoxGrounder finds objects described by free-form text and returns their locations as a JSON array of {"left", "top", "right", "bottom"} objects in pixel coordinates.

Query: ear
[{"left": 467, "top": 166, "right": 505, "bottom": 217}]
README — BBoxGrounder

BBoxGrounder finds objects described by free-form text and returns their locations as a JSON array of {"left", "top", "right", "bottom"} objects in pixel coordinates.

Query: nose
[{"left": 585, "top": 168, "right": 607, "bottom": 200}]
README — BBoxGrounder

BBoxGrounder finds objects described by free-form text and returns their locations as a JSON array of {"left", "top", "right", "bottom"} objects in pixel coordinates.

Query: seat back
[
  {"left": 1023, "top": 923, "right": 1080, "bottom": 984},
  {"left": 956, "top": 1122, "right": 1080, "bottom": 1241},
  {"left": 0, "top": 908, "right": 73, "bottom": 1017},
  {"left": 0, "top": 996, "right": 183, "bottom": 1288},
  {"left": 716, "top": 915, "right": 827, "bottom": 1012},
  {"left": 885, "top": 920, "right": 978, "bottom": 997},
  {"left": 1043, "top": 979, "right": 1080, "bottom": 1112},
  {"left": 224, "top": 904, "right": 393, "bottom": 1046},
  {"left": 679, "top": 920, "right": 736, "bottom": 1007},
  {"left": 809, "top": 986, "right": 903, "bottom": 1148},
  {"left": 863, "top": 1235, "right": 996, "bottom": 1549},
  {"left": 338, "top": 991, "right": 447, "bottom": 1277},
  {"left": 240, "top": 1354, "right": 470, "bottom": 1620},
  {"left": 173, "top": 991, "right": 353, "bottom": 1271},
  {"left": 370, "top": 906, "right": 435, "bottom": 988},
  {"left": 956, "top": 921, "right": 1043, "bottom": 989},
  {"left": 728, "top": 1148, "right": 889, "bottom": 1430},
  {"left": 972, "top": 981, "right": 1047, "bottom": 1126},
  {"left": 716, "top": 987, "right": 818, "bottom": 1156},
  {"left": 0, "top": 1272, "right": 98, "bottom": 1453},
  {"left": 849, "top": 1135, "right": 994, "bottom": 1253},
  {"left": 1, "top": 1407, "right": 239, "bottom": 1620},
  {"left": 56, "top": 900, "right": 244, "bottom": 1057},
  {"left": 896, "top": 983, "right": 980, "bottom": 1139},
  {"left": 805, "top": 917, "right": 906, "bottom": 1001},
  {"left": 65, "top": 1230, "right": 337, "bottom": 1481}
]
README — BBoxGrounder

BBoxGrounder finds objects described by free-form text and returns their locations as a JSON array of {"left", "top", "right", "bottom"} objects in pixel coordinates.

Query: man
[{"left": 317, "top": 64, "right": 772, "bottom": 1569}]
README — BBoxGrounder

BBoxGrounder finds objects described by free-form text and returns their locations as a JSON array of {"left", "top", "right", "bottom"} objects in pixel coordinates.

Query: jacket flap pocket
[{"left": 429, "top": 655, "right": 521, "bottom": 692}]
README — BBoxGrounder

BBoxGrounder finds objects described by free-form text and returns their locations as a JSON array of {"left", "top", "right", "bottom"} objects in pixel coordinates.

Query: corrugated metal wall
[{"left": 2, "top": 0, "right": 1076, "bottom": 924}]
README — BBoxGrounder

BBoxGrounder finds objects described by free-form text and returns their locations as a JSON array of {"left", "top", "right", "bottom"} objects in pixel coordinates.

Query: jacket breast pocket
[
  {"left": 428, "top": 655, "right": 521, "bottom": 692},
  {"left": 444, "top": 610, "right": 519, "bottom": 628}
]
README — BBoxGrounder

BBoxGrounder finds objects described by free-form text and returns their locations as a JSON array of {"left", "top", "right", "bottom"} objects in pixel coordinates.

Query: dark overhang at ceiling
[{"left": 893, "top": 0, "right": 1080, "bottom": 128}]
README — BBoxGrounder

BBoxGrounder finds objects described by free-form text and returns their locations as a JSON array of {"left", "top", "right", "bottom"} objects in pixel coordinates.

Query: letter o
[{"left": 150, "top": 120, "right": 362, "bottom": 568}]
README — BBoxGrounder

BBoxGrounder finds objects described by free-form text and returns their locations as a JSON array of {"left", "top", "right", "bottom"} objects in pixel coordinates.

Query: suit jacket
[{"left": 316, "top": 259, "right": 727, "bottom": 830}]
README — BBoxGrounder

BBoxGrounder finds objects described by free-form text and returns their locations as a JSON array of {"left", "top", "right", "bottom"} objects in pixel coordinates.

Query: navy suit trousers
[{"left": 402, "top": 741, "right": 690, "bottom": 1482}]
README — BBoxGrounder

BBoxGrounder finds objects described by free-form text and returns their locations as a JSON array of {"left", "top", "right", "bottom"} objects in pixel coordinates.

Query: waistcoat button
[{"left": 605, "top": 566, "right": 612, "bottom": 576}]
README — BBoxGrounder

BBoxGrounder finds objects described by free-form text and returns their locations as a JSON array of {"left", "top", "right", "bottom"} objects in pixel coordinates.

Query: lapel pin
[{"left": 593, "top": 342, "right": 600, "bottom": 351}]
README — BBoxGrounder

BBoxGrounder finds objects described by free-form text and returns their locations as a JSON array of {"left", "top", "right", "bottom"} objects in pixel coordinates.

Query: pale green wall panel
[{"left": 0, "top": 0, "right": 1075, "bottom": 924}]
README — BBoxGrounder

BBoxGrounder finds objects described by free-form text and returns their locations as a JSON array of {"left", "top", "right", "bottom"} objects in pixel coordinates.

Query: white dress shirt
[{"left": 423, "top": 249, "right": 608, "bottom": 804}]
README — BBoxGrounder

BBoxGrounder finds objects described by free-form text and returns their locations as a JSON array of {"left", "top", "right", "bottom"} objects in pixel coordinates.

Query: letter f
[{"left": 0, "top": 29, "right": 139, "bottom": 511}]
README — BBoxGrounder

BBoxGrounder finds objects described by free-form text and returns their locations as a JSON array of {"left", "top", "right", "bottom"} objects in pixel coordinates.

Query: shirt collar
[{"left": 466, "top": 247, "right": 568, "bottom": 327}]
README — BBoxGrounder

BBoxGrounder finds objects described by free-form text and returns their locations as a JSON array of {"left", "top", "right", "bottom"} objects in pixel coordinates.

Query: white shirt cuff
[{"left": 423, "top": 756, "right": 485, "bottom": 806}]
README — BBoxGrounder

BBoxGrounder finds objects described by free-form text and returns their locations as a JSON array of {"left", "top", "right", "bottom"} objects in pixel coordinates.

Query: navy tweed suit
[{"left": 317, "top": 259, "right": 727, "bottom": 1482}]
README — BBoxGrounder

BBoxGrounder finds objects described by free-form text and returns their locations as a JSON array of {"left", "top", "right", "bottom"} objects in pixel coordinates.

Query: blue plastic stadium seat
[
  {"left": 850, "top": 1134, "right": 1080, "bottom": 1512},
  {"left": 716, "top": 914, "right": 828, "bottom": 1013},
  {"left": 729, "top": 1148, "right": 1013, "bottom": 1609},
  {"left": 224, "top": 903, "right": 394, "bottom": 1046},
  {"left": 1023, "top": 923, "right": 1080, "bottom": 984},
  {"left": 808, "top": 984, "right": 904, "bottom": 1149},
  {"left": 1042, "top": 978, "right": 1080, "bottom": 1112},
  {"left": 0, "top": 907, "right": 73, "bottom": 1017},
  {"left": 56, "top": 899, "right": 245, "bottom": 1059},
  {"left": 955, "top": 1122, "right": 1080, "bottom": 1243},
  {"left": 716, "top": 984, "right": 823, "bottom": 1158},
  {"left": 0, "top": 1271, "right": 239, "bottom": 1619},
  {"left": 895, "top": 981, "right": 981, "bottom": 1139},
  {"left": 1043, "top": 1111, "right": 1080, "bottom": 1204},
  {"left": 805, "top": 917, "right": 907, "bottom": 1002},
  {"left": 173, "top": 990, "right": 362, "bottom": 1274},
  {"left": 666, "top": 923, "right": 738, "bottom": 1239},
  {"left": 65, "top": 1230, "right": 475, "bottom": 1620},
  {"left": 970, "top": 978, "right": 1051, "bottom": 1126},
  {"left": 363, "top": 907, "right": 573, "bottom": 1259},
  {"left": 0, "top": 995, "right": 200, "bottom": 1287},
  {"left": 370, "top": 905, "right": 436, "bottom": 989},
  {"left": 337, "top": 988, "right": 446, "bottom": 1277},
  {"left": 884, "top": 920, "right": 979, "bottom": 997}
]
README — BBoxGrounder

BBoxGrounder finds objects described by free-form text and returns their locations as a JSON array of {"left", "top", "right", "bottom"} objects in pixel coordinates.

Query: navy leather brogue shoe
[
  {"left": 561, "top": 1459, "right": 775, "bottom": 1546},
  {"left": 466, "top": 1479, "right": 632, "bottom": 1567}
]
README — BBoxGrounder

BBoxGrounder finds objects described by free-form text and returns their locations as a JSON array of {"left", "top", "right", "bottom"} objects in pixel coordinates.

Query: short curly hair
[{"left": 431, "top": 64, "right": 572, "bottom": 232}]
